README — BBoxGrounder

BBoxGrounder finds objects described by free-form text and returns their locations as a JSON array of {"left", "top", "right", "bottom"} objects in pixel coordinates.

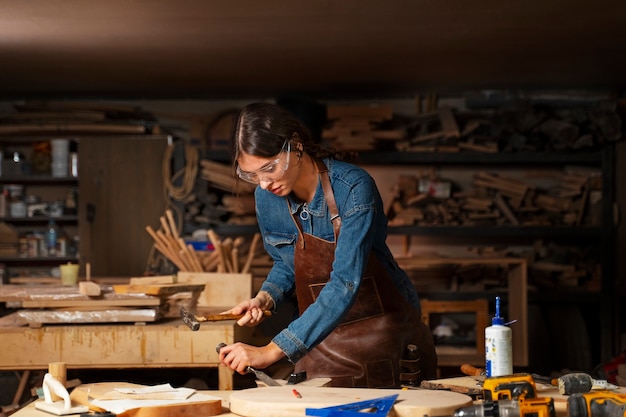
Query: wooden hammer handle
[
  {"left": 461, "top": 363, "right": 485, "bottom": 376},
  {"left": 199, "top": 310, "right": 272, "bottom": 322}
]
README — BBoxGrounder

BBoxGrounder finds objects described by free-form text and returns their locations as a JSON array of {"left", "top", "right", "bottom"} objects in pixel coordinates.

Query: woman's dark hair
[{"left": 231, "top": 102, "right": 349, "bottom": 164}]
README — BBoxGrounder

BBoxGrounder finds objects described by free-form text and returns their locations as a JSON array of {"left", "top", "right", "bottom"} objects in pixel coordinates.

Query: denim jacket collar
[{"left": 286, "top": 158, "right": 330, "bottom": 218}]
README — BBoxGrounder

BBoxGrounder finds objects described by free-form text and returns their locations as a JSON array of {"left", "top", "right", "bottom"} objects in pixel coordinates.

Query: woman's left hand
[{"left": 218, "top": 341, "right": 285, "bottom": 374}]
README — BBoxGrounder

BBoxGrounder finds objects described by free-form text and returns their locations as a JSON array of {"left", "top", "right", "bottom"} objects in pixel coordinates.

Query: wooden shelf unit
[{"left": 409, "top": 257, "right": 528, "bottom": 368}]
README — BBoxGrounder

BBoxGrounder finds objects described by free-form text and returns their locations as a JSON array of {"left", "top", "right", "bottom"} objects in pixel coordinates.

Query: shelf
[
  {"left": 0, "top": 176, "right": 78, "bottom": 185},
  {"left": 0, "top": 216, "right": 78, "bottom": 224},
  {"left": 0, "top": 256, "right": 78, "bottom": 264},
  {"left": 205, "top": 149, "right": 605, "bottom": 166},
  {"left": 205, "top": 224, "right": 602, "bottom": 242},
  {"left": 387, "top": 225, "right": 602, "bottom": 239},
  {"left": 355, "top": 150, "right": 604, "bottom": 166}
]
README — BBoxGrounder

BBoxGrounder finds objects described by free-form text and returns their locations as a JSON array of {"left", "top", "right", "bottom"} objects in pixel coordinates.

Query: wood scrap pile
[
  {"left": 0, "top": 283, "right": 176, "bottom": 326},
  {"left": 387, "top": 167, "right": 601, "bottom": 227},
  {"left": 323, "top": 99, "right": 622, "bottom": 153},
  {"left": 0, "top": 101, "right": 160, "bottom": 136},
  {"left": 196, "top": 159, "right": 257, "bottom": 226},
  {"left": 322, "top": 104, "right": 405, "bottom": 151},
  {"left": 524, "top": 240, "right": 601, "bottom": 291}
]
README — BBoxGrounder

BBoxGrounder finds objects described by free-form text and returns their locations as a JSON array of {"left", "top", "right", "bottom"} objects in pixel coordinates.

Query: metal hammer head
[{"left": 179, "top": 306, "right": 200, "bottom": 331}]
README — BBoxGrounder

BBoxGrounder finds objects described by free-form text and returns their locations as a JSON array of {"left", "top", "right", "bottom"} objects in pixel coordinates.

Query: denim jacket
[{"left": 255, "top": 158, "right": 421, "bottom": 364}]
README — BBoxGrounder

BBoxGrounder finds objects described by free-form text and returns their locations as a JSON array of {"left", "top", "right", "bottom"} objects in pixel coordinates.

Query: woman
[{"left": 218, "top": 102, "right": 437, "bottom": 388}]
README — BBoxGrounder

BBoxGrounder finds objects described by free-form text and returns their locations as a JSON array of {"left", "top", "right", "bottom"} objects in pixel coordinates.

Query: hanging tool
[
  {"left": 567, "top": 390, "right": 626, "bottom": 417},
  {"left": 215, "top": 343, "right": 281, "bottom": 387},
  {"left": 306, "top": 394, "right": 399, "bottom": 417},
  {"left": 179, "top": 306, "right": 271, "bottom": 331}
]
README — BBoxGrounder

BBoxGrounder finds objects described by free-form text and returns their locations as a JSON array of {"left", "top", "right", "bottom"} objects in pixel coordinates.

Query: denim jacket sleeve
[{"left": 264, "top": 163, "right": 381, "bottom": 363}]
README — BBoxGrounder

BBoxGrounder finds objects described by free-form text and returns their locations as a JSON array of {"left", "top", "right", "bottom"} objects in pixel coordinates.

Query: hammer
[
  {"left": 179, "top": 306, "right": 271, "bottom": 331},
  {"left": 557, "top": 372, "right": 618, "bottom": 395}
]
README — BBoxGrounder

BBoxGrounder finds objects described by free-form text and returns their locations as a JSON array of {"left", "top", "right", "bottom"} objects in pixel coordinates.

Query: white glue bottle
[{"left": 485, "top": 296, "right": 512, "bottom": 376}]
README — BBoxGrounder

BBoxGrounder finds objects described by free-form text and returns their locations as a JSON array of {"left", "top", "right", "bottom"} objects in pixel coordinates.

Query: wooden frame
[{"left": 421, "top": 299, "right": 488, "bottom": 367}]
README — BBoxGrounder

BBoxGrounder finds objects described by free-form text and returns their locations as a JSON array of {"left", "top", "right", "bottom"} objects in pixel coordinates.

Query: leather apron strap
[{"left": 289, "top": 158, "right": 437, "bottom": 388}]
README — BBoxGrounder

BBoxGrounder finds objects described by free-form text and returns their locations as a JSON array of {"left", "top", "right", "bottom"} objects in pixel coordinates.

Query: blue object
[
  {"left": 492, "top": 295, "right": 504, "bottom": 325},
  {"left": 46, "top": 219, "right": 58, "bottom": 255},
  {"left": 305, "top": 394, "right": 399, "bottom": 417},
  {"left": 186, "top": 240, "right": 214, "bottom": 251}
]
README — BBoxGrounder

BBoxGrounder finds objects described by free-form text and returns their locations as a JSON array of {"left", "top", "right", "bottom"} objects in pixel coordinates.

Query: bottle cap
[{"left": 492, "top": 296, "right": 505, "bottom": 325}]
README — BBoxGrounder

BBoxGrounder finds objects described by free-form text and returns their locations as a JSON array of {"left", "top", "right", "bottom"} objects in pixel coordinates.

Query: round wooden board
[{"left": 229, "top": 386, "right": 473, "bottom": 417}]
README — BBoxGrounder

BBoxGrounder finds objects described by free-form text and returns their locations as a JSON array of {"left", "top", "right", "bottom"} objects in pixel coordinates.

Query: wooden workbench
[{"left": 0, "top": 319, "right": 252, "bottom": 391}]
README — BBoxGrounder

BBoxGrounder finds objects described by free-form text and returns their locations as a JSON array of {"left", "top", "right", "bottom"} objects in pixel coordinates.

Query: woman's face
[{"left": 236, "top": 141, "right": 298, "bottom": 196}]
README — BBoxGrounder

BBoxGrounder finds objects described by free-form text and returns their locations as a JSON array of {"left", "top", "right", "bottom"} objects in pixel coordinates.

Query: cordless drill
[
  {"left": 454, "top": 373, "right": 556, "bottom": 417},
  {"left": 567, "top": 390, "right": 626, "bottom": 417},
  {"left": 454, "top": 396, "right": 556, "bottom": 417}
]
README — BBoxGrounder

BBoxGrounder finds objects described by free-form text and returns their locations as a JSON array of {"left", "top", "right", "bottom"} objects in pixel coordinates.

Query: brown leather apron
[{"left": 291, "top": 160, "right": 437, "bottom": 388}]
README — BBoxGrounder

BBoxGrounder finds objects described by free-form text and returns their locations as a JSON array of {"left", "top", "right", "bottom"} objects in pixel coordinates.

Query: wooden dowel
[
  {"left": 241, "top": 233, "right": 261, "bottom": 274},
  {"left": 231, "top": 248, "right": 239, "bottom": 273},
  {"left": 159, "top": 216, "right": 172, "bottom": 237},
  {"left": 187, "top": 244, "right": 204, "bottom": 272},
  {"left": 165, "top": 209, "right": 180, "bottom": 240}
]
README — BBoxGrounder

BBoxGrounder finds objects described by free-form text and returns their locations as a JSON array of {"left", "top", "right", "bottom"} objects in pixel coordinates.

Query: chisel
[{"left": 215, "top": 343, "right": 281, "bottom": 386}]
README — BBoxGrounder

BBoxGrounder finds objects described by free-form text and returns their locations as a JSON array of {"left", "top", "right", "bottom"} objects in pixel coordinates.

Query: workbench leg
[
  {"left": 218, "top": 366, "right": 234, "bottom": 391},
  {"left": 12, "top": 370, "right": 31, "bottom": 406}
]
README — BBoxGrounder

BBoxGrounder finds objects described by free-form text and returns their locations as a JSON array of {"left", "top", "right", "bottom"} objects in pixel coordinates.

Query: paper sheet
[{"left": 91, "top": 392, "right": 222, "bottom": 414}]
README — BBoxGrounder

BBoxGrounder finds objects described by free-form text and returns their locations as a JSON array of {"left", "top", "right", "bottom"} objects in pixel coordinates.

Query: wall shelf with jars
[{"left": 0, "top": 138, "right": 79, "bottom": 283}]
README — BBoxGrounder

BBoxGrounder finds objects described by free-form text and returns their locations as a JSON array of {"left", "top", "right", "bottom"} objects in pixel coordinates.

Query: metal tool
[
  {"left": 215, "top": 343, "right": 281, "bottom": 386},
  {"left": 287, "top": 371, "right": 307, "bottom": 385},
  {"left": 306, "top": 394, "right": 399, "bottom": 417},
  {"left": 568, "top": 390, "right": 626, "bottom": 417},
  {"left": 180, "top": 306, "right": 271, "bottom": 331},
  {"left": 245, "top": 366, "right": 282, "bottom": 387},
  {"left": 455, "top": 373, "right": 556, "bottom": 417},
  {"left": 557, "top": 373, "right": 618, "bottom": 395},
  {"left": 454, "top": 397, "right": 556, "bottom": 417}
]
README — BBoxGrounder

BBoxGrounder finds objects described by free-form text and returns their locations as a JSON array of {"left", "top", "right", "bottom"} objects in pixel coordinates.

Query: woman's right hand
[{"left": 221, "top": 291, "right": 273, "bottom": 327}]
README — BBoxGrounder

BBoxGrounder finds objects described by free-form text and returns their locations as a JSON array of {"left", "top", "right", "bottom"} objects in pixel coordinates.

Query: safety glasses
[{"left": 236, "top": 140, "right": 291, "bottom": 184}]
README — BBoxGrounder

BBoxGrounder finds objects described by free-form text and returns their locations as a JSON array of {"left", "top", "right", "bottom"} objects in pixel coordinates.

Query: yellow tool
[
  {"left": 557, "top": 373, "right": 618, "bottom": 395},
  {"left": 567, "top": 390, "right": 626, "bottom": 417},
  {"left": 454, "top": 397, "right": 555, "bottom": 417},
  {"left": 482, "top": 373, "right": 540, "bottom": 401},
  {"left": 454, "top": 373, "right": 555, "bottom": 417}
]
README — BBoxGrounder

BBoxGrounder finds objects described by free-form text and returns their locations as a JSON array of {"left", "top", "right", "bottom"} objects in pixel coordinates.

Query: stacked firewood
[
  {"left": 323, "top": 100, "right": 622, "bottom": 153},
  {"left": 322, "top": 104, "right": 405, "bottom": 151},
  {"left": 387, "top": 168, "right": 601, "bottom": 227}
]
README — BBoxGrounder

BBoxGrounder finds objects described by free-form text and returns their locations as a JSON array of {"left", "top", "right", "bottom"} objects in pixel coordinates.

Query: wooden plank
[
  {"left": 17, "top": 308, "right": 161, "bottom": 325},
  {"left": 112, "top": 283, "right": 206, "bottom": 297},
  {"left": 130, "top": 275, "right": 177, "bottom": 285},
  {"left": 21, "top": 293, "right": 162, "bottom": 308}
]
